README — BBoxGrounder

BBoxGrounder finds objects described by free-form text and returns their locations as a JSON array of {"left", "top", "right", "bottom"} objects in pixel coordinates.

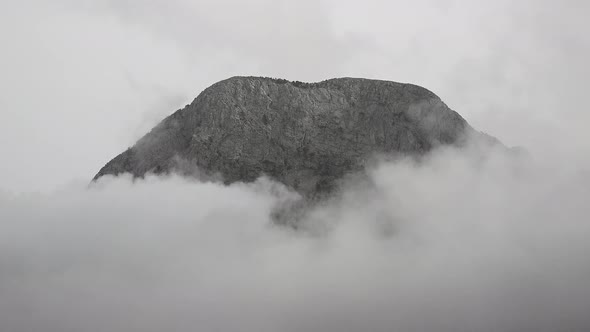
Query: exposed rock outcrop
[{"left": 94, "top": 76, "right": 494, "bottom": 196}]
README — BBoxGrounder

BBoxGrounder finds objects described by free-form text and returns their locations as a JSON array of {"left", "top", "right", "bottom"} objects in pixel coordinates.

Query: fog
[
  {"left": 1, "top": 141, "right": 589, "bottom": 331},
  {"left": 2, "top": 0, "right": 590, "bottom": 330}
]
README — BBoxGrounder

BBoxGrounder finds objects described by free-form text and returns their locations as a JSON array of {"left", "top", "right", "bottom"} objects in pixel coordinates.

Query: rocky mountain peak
[{"left": 94, "top": 76, "right": 492, "bottom": 196}]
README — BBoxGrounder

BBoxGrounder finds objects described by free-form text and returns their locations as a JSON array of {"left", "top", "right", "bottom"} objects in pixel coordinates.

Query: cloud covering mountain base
[{"left": 1, "top": 145, "right": 589, "bottom": 332}]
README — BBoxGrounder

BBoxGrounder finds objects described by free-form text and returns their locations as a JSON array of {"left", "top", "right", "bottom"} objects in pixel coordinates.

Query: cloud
[
  {"left": 1, "top": 143, "right": 589, "bottom": 332},
  {"left": 1, "top": 1, "right": 589, "bottom": 330}
]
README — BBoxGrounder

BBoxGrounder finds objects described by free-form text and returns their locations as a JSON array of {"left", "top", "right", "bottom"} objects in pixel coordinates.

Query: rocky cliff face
[{"left": 94, "top": 77, "right": 492, "bottom": 195}]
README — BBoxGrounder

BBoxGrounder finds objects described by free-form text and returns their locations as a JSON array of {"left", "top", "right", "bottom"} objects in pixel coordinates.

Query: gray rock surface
[{"left": 94, "top": 76, "right": 494, "bottom": 195}]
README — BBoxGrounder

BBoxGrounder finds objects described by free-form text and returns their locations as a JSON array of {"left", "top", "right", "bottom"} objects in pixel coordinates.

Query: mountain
[{"left": 94, "top": 76, "right": 496, "bottom": 196}]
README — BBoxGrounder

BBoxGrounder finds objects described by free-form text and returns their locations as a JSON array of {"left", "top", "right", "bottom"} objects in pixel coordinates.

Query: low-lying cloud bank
[{"left": 1, "top": 144, "right": 590, "bottom": 332}]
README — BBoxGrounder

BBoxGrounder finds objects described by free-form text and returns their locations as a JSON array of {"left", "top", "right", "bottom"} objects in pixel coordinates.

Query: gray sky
[
  {"left": 1, "top": 0, "right": 589, "bottom": 192},
  {"left": 2, "top": 2, "right": 590, "bottom": 332}
]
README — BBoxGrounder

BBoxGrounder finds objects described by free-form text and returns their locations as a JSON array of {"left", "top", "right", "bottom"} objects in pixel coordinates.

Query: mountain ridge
[{"left": 94, "top": 76, "right": 496, "bottom": 196}]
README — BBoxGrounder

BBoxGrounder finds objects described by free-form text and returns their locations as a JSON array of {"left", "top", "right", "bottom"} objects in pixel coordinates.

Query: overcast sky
[
  {"left": 2, "top": 2, "right": 590, "bottom": 332},
  {"left": 1, "top": 0, "right": 589, "bottom": 193}
]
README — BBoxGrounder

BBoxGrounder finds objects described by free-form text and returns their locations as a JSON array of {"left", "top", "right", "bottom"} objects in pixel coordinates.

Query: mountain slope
[{"left": 94, "top": 76, "right": 491, "bottom": 195}]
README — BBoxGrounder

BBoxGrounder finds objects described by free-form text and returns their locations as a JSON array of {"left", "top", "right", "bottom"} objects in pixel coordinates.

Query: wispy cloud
[{"left": 1, "top": 143, "right": 589, "bottom": 331}]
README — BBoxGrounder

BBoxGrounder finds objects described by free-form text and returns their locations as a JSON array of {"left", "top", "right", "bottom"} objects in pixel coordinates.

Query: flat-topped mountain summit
[{"left": 94, "top": 76, "right": 495, "bottom": 195}]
